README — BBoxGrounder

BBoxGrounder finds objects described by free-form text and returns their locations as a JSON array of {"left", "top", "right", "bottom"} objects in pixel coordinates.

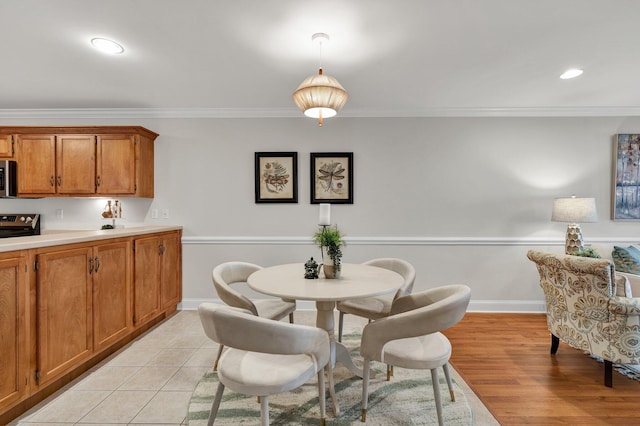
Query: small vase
[{"left": 322, "top": 258, "right": 341, "bottom": 279}]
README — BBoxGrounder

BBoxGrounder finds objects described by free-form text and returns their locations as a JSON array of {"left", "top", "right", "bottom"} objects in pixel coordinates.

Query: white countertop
[{"left": 0, "top": 226, "right": 183, "bottom": 252}]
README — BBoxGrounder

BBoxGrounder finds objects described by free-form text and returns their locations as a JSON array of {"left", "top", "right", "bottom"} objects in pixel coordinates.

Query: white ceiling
[{"left": 3, "top": 0, "right": 640, "bottom": 117}]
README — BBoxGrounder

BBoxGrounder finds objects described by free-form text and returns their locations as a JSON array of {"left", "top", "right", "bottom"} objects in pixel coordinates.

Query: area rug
[{"left": 186, "top": 333, "right": 473, "bottom": 425}]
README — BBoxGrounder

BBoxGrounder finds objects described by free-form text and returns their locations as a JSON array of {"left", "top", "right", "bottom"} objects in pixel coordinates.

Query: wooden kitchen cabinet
[
  {"left": 16, "top": 133, "right": 96, "bottom": 195},
  {"left": 133, "top": 230, "right": 182, "bottom": 326},
  {"left": 0, "top": 135, "right": 14, "bottom": 158},
  {"left": 0, "top": 229, "right": 181, "bottom": 424},
  {"left": 92, "top": 240, "right": 132, "bottom": 352},
  {"left": 96, "top": 135, "right": 136, "bottom": 195},
  {"left": 0, "top": 252, "right": 29, "bottom": 414},
  {"left": 160, "top": 232, "right": 182, "bottom": 309},
  {"left": 36, "top": 246, "right": 93, "bottom": 386},
  {"left": 7, "top": 126, "right": 157, "bottom": 198},
  {"left": 15, "top": 134, "right": 56, "bottom": 195},
  {"left": 56, "top": 135, "right": 96, "bottom": 194}
]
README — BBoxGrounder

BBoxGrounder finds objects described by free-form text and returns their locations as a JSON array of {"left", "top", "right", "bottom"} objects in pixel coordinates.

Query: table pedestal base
[{"left": 316, "top": 301, "right": 365, "bottom": 416}]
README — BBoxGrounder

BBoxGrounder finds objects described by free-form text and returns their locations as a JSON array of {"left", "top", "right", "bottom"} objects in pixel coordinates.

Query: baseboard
[{"left": 180, "top": 298, "right": 546, "bottom": 313}]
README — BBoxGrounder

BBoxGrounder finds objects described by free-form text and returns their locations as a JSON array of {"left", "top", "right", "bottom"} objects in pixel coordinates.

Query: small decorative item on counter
[
  {"left": 102, "top": 200, "right": 113, "bottom": 218},
  {"left": 304, "top": 257, "right": 320, "bottom": 279},
  {"left": 101, "top": 224, "right": 114, "bottom": 230}
]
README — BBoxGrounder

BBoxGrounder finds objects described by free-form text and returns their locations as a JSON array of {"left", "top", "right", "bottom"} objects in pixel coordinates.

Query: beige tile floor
[{"left": 10, "top": 309, "right": 498, "bottom": 425}]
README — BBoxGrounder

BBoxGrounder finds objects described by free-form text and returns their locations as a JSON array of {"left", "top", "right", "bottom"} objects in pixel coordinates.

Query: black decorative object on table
[{"left": 304, "top": 257, "right": 320, "bottom": 279}]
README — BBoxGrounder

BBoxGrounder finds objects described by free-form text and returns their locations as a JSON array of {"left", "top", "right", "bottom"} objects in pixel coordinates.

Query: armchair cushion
[{"left": 615, "top": 275, "right": 633, "bottom": 298}]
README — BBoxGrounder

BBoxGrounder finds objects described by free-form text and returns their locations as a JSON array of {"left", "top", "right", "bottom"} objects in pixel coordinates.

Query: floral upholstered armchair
[{"left": 527, "top": 250, "right": 640, "bottom": 387}]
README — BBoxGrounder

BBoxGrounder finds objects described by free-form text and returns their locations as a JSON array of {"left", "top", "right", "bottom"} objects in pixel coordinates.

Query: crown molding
[{"left": 1, "top": 106, "right": 640, "bottom": 119}]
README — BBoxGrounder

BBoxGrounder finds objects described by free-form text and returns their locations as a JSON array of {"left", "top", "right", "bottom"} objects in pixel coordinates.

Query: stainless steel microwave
[{"left": 0, "top": 160, "right": 17, "bottom": 197}]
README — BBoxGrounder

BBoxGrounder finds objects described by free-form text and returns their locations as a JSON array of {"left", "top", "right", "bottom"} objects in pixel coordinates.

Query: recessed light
[
  {"left": 91, "top": 38, "right": 124, "bottom": 54},
  {"left": 560, "top": 69, "right": 583, "bottom": 79}
]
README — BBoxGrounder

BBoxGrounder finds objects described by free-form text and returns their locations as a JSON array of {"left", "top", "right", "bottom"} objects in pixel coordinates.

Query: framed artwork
[
  {"left": 310, "top": 152, "right": 353, "bottom": 204},
  {"left": 613, "top": 134, "right": 640, "bottom": 220},
  {"left": 255, "top": 152, "right": 298, "bottom": 203}
]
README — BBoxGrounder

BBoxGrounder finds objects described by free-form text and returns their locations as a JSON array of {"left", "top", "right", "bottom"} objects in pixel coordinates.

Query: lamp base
[{"left": 565, "top": 224, "right": 584, "bottom": 255}]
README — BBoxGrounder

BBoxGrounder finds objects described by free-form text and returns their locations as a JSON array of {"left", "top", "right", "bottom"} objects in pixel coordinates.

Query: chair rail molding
[{"left": 181, "top": 235, "right": 637, "bottom": 246}]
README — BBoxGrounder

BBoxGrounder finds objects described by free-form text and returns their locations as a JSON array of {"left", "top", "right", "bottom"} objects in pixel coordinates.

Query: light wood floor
[{"left": 443, "top": 313, "right": 640, "bottom": 425}]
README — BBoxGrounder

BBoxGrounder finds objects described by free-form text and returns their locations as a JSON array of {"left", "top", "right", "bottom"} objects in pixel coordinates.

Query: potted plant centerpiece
[{"left": 313, "top": 225, "right": 344, "bottom": 278}]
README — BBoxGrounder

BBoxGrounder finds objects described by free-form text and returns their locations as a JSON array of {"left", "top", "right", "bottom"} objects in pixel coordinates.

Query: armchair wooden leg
[
  {"left": 289, "top": 312, "right": 294, "bottom": 323},
  {"left": 605, "top": 360, "right": 613, "bottom": 387},
  {"left": 550, "top": 334, "right": 559, "bottom": 355}
]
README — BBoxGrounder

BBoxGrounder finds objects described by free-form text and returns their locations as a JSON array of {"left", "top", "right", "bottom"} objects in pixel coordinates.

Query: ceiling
[{"left": 3, "top": 0, "right": 640, "bottom": 118}]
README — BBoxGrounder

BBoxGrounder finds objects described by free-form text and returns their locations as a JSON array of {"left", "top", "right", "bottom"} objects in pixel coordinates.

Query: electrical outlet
[
  {"left": 151, "top": 209, "right": 159, "bottom": 219},
  {"left": 56, "top": 209, "right": 63, "bottom": 219},
  {"left": 161, "top": 209, "right": 169, "bottom": 219}
]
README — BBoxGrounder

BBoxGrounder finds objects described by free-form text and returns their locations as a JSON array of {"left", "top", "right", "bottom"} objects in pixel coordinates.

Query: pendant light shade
[{"left": 292, "top": 33, "right": 348, "bottom": 126}]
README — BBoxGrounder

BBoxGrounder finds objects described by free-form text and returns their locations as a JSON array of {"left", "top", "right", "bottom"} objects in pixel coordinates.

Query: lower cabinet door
[
  {"left": 36, "top": 247, "right": 93, "bottom": 385},
  {"left": 0, "top": 255, "right": 28, "bottom": 412},
  {"left": 133, "top": 236, "right": 161, "bottom": 326},
  {"left": 93, "top": 241, "right": 131, "bottom": 351}
]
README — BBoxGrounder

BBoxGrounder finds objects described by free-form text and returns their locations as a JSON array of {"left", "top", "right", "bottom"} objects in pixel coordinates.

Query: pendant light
[{"left": 292, "top": 33, "right": 348, "bottom": 126}]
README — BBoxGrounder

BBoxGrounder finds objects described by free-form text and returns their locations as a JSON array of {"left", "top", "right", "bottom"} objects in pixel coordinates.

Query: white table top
[{"left": 247, "top": 263, "right": 404, "bottom": 302}]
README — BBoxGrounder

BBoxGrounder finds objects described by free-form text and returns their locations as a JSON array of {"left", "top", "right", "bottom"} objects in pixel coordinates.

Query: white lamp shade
[
  {"left": 551, "top": 197, "right": 598, "bottom": 223},
  {"left": 292, "top": 69, "right": 348, "bottom": 118}
]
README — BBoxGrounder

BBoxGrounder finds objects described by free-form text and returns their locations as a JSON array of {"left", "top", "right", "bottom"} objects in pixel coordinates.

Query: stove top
[{"left": 0, "top": 213, "right": 41, "bottom": 237}]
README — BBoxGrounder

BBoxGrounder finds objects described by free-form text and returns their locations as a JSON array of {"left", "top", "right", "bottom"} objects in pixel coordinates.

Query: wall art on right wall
[
  {"left": 613, "top": 134, "right": 640, "bottom": 220},
  {"left": 310, "top": 152, "right": 353, "bottom": 204}
]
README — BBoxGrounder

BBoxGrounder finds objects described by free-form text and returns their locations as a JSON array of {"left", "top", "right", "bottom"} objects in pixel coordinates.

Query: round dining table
[{"left": 247, "top": 262, "right": 403, "bottom": 415}]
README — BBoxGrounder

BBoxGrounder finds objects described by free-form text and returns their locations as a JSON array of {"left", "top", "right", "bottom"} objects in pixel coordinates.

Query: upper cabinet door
[
  {"left": 96, "top": 135, "right": 136, "bottom": 195},
  {"left": 0, "top": 135, "right": 14, "bottom": 158},
  {"left": 56, "top": 135, "right": 96, "bottom": 194},
  {"left": 16, "top": 135, "right": 56, "bottom": 195}
]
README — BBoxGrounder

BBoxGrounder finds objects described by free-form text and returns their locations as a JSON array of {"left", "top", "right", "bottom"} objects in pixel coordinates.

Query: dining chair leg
[
  {"left": 289, "top": 312, "right": 294, "bottom": 323},
  {"left": 443, "top": 363, "right": 455, "bottom": 401},
  {"left": 317, "top": 370, "right": 326, "bottom": 425},
  {"left": 338, "top": 312, "right": 345, "bottom": 342},
  {"left": 213, "top": 345, "right": 224, "bottom": 371},
  {"left": 259, "top": 395, "right": 269, "bottom": 426},
  {"left": 430, "top": 368, "right": 444, "bottom": 426},
  {"left": 361, "top": 358, "right": 371, "bottom": 422},
  {"left": 208, "top": 382, "right": 225, "bottom": 426}
]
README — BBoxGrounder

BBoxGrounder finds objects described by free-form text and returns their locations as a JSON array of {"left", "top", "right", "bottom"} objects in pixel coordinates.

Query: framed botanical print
[
  {"left": 310, "top": 152, "right": 353, "bottom": 204},
  {"left": 255, "top": 152, "right": 298, "bottom": 203}
]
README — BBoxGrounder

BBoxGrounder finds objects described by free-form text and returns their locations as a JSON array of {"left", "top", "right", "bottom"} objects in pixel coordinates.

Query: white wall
[{"left": 2, "top": 115, "right": 640, "bottom": 312}]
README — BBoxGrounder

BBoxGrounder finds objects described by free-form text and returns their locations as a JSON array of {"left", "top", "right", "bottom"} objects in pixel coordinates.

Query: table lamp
[{"left": 551, "top": 196, "right": 598, "bottom": 255}]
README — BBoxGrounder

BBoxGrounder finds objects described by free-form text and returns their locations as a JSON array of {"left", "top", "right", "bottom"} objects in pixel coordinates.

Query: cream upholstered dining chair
[
  {"left": 211, "top": 261, "right": 296, "bottom": 370},
  {"left": 360, "top": 285, "right": 471, "bottom": 426},
  {"left": 198, "top": 303, "right": 330, "bottom": 426},
  {"left": 527, "top": 250, "right": 640, "bottom": 387},
  {"left": 337, "top": 258, "right": 416, "bottom": 343}
]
